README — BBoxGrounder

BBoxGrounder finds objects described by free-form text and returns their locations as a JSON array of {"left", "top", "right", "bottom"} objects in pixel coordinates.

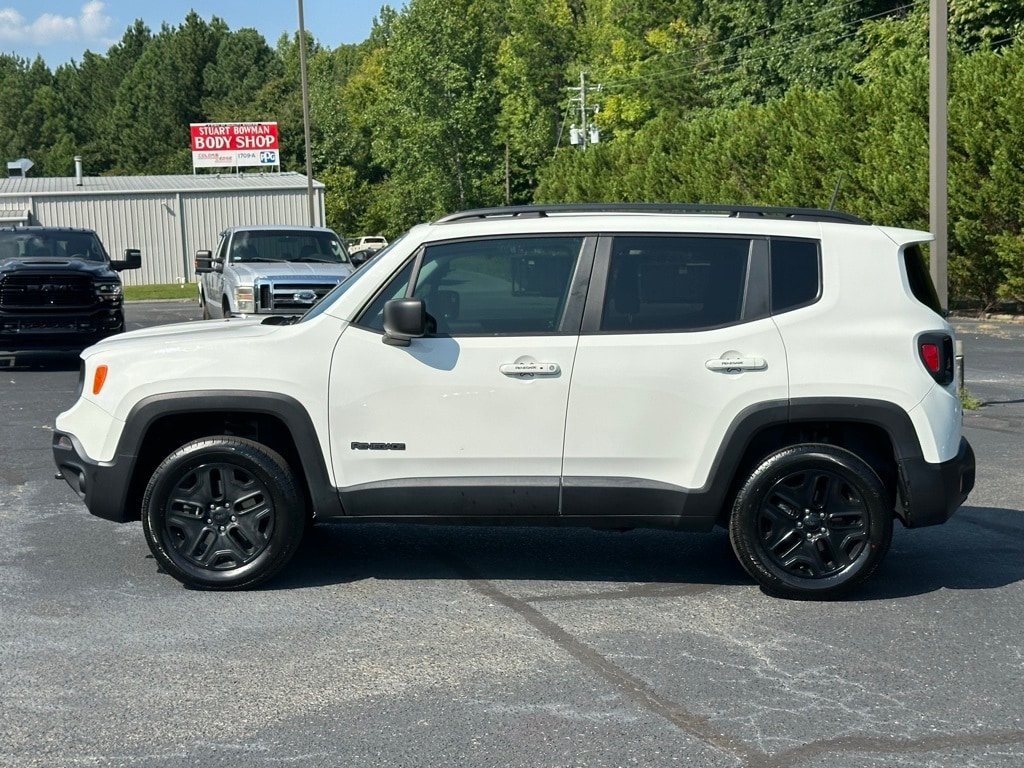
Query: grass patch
[
  {"left": 124, "top": 283, "right": 197, "bottom": 301},
  {"left": 958, "top": 387, "right": 983, "bottom": 410}
]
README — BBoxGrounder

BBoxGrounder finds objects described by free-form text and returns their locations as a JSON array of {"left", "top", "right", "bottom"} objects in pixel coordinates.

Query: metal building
[{"left": 0, "top": 172, "right": 326, "bottom": 286}]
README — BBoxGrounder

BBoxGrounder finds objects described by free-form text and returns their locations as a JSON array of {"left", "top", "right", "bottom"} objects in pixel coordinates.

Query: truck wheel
[
  {"left": 222, "top": 298, "right": 232, "bottom": 318},
  {"left": 141, "top": 437, "right": 306, "bottom": 589},
  {"left": 728, "top": 444, "right": 892, "bottom": 600}
]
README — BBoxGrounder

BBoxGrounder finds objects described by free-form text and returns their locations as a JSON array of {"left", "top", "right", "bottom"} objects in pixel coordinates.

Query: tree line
[{"left": 1, "top": 0, "right": 1022, "bottom": 308}]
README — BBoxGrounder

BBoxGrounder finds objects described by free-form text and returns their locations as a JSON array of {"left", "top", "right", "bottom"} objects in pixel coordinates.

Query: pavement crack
[
  {"left": 443, "top": 554, "right": 761, "bottom": 766},
  {"left": 763, "top": 729, "right": 1024, "bottom": 767}
]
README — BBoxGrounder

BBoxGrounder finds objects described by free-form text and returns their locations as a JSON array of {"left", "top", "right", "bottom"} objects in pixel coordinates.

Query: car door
[
  {"left": 328, "top": 234, "right": 594, "bottom": 517},
  {"left": 561, "top": 234, "right": 790, "bottom": 524},
  {"left": 205, "top": 233, "right": 229, "bottom": 317}
]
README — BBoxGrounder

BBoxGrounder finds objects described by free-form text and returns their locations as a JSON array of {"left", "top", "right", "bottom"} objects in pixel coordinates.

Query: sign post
[{"left": 190, "top": 122, "right": 280, "bottom": 171}]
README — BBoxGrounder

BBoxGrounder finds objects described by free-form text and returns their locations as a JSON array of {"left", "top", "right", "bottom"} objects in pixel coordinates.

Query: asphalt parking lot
[{"left": 1, "top": 303, "right": 1022, "bottom": 767}]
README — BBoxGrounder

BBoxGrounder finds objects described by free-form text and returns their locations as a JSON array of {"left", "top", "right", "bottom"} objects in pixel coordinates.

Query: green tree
[
  {"left": 948, "top": 42, "right": 1024, "bottom": 308},
  {"left": 368, "top": 0, "right": 508, "bottom": 229},
  {"left": 202, "top": 28, "right": 282, "bottom": 122},
  {"left": 248, "top": 31, "right": 322, "bottom": 173},
  {"left": 56, "top": 21, "right": 152, "bottom": 175},
  {"left": 495, "top": 0, "right": 581, "bottom": 201},
  {"left": 950, "top": 0, "right": 1024, "bottom": 49},
  {"left": 109, "top": 13, "right": 227, "bottom": 173}
]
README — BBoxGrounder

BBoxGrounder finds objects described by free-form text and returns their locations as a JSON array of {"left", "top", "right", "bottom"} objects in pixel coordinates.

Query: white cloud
[
  {"left": 0, "top": 9, "right": 28, "bottom": 41},
  {"left": 0, "top": 2, "right": 113, "bottom": 44},
  {"left": 32, "top": 13, "right": 79, "bottom": 40},
  {"left": 79, "top": 1, "right": 110, "bottom": 37}
]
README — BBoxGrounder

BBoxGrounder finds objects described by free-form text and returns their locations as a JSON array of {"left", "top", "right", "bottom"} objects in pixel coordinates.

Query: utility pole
[
  {"left": 566, "top": 71, "right": 601, "bottom": 151},
  {"left": 929, "top": 0, "right": 948, "bottom": 311},
  {"left": 298, "top": 0, "right": 316, "bottom": 226}
]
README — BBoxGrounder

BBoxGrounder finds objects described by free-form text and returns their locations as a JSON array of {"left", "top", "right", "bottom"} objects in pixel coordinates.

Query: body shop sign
[{"left": 190, "top": 122, "right": 280, "bottom": 169}]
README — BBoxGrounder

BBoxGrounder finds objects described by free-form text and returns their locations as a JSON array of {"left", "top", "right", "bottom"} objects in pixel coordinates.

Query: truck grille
[
  {"left": 0, "top": 273, "right": 94, "bottom": 309},
  {"left": 256, "top": 282, "right": 339, "bottom": 313}
]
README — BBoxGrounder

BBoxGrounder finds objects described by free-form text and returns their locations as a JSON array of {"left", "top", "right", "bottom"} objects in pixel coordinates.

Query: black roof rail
[{"left": 433, "top": 203, "right": 869, "bottom": 226}]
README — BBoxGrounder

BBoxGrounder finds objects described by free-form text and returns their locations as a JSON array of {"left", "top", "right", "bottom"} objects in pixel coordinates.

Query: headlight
[
  {"left": 95, "top": 283, "right": 122, "bottom": 303},
  {"left": 234, "top": 286, "right": 255, "bottom": 314}
]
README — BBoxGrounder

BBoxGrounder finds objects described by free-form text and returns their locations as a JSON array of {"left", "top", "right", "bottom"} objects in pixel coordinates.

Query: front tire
[
  {"left": 141, "top": 437, "right": 306, "bottom": 589},
  {"left": 729, "top": 444, "right": 893, "bottom": 599}
]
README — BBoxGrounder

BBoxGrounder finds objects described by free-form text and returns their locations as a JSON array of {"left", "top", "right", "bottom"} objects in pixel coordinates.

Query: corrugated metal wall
[{"left": 27, "top": 186, "right": 324, "bottom": 287}]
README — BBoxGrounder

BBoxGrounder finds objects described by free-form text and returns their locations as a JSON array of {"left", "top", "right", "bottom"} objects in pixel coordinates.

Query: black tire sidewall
[
  {"left": 142, "top": 437, "right": 304, "bottom": 589},
  {"left": 729, "top": 444, "right": 893, "bottom": 599}
]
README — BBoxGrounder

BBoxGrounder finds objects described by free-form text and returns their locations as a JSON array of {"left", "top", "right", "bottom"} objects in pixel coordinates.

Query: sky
[{"left": 0, "top": 0, "right": 389, "bottom": 67}]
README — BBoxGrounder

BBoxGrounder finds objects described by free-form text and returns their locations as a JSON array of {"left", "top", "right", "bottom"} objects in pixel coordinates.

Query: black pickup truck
[{"left": 0, "top": 226, "right": 141, "bottom": 352}]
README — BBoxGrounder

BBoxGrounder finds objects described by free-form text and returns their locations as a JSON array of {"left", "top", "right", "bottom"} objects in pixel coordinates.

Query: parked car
[
  {"left": 0, "top": 225, "right": 140, "bottom": 352},
  {"left": 195, "top": 225, "right": 354, "bottom": 319},
  {"left": 54, "top": 204, "right": 974, "bottom": 598},
  {"left": 348, "top": 235, "right": 388, "bottom": 252}
]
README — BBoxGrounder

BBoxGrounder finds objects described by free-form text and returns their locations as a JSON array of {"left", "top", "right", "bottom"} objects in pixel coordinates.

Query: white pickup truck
[{"left": 195, "top": 225, "right": 355, "bottom": 319}]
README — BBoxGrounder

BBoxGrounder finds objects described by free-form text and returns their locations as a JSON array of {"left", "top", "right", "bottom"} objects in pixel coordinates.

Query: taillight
[{"left": 918, "top": 333, "right": 954, "bottom": 385}]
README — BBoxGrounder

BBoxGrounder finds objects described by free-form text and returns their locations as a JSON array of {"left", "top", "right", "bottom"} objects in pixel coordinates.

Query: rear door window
[
  {"left": 599, "top": 236, "right": 752, "bottom": 331},
  {"left": 770, "top": 238, "right": 820, "bottom": 314}
]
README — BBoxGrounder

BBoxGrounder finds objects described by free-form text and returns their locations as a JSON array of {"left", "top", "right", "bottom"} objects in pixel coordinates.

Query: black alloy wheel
[
  {"left": 729, "top": 444, "right": 893, "bottom": 599},
  {"left": 142, "top": 437, "right": 305, "bottom": 589}
]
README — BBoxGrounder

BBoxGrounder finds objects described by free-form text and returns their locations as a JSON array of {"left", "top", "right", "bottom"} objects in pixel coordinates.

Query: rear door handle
[{"left": 705, "top": 357, "right": 767, "bottom": 373}]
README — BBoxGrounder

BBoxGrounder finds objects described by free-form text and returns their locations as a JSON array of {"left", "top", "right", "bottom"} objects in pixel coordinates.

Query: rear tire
[
  {"left": 141, "top": 437, "right": 306, "bottom": 590},
  {"left": 729, "top": 444, "right": 893, "bottom": 599}
]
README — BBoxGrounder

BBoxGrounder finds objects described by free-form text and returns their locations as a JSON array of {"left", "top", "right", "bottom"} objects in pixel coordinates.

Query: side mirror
[
  {"left": 111, "top": 248, "right": 141, "bottom": 271},
  {"left": 383, "top": 298, "right": 426, "bottom": 346},
  {"left": 194, "top": 249, "right": 215, "bottom": 274}
]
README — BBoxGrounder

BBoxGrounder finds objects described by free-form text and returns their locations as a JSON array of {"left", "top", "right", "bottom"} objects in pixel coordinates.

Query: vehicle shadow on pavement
[
  {"left": 269, "top": 506, "right": 1024, "bottom": 599},
  {"left": 853, "top": 505, "right": 1024, "bottom": 601},
  {"left": 270, "top": 524, "right": 751, "bottom": 592}
]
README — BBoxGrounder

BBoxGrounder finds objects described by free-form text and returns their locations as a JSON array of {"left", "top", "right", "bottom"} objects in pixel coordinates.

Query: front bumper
[
  {"left": 52, "top": 430, "right": 137, "bottom": 522},
  {"left": 898, "top": 436, "right": 976, "bottom": 528},
  {"left": 1, "top": 308, "right": 124, "bottom": 350}
]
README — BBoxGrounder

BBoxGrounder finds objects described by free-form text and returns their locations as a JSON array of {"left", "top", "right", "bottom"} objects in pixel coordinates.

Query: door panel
[
  {"left": 563, "top": 319, "right": 788, "bottom": 491},
  {"left": 562, "top": 234, "right": 789, "bottom": 510},
  {"left": 328, "top": 235, "right": 589, "bottom": 516}
]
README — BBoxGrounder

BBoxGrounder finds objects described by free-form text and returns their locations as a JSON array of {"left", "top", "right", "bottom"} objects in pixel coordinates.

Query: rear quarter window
[{"left": 903, "top": 244, "right": 943, "bottom": 316}]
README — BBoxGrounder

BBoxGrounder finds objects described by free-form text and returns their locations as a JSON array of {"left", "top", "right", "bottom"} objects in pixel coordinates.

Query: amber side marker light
[{"left": 92, "top": 365, "right": 108, "bottom": 395}]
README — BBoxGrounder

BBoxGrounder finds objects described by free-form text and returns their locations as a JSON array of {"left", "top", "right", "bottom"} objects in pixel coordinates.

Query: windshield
[
  {"left": 299, "top": 233, "right": 407, "bottom": 323},
  {"left": 0, "top": 230, "right": 107, "bottom": 262},
  {"left": 229, "top": 230, "right": 351, "bottom": 264}
]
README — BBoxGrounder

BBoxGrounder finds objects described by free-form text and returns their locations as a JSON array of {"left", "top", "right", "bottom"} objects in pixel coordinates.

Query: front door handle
[
  {"left": 705, "top": 356, "right": 767, "bottom": 373},
  {"left": 500, "top": 361, "right": 561, "bottom": 377}
]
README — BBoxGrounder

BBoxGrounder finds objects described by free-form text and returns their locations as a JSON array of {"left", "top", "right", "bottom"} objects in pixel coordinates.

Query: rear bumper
[
  {"left": 52, "top": 430, "right": 136, "bottom": 522},
  {"left": 898, "top": 436, "right": 976, "bottom": 528}
]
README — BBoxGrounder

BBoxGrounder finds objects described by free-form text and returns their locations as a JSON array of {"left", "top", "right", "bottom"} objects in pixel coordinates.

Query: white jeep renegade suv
[{"left": 53, "top": 204, "right": 975, "bottom": 598}]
